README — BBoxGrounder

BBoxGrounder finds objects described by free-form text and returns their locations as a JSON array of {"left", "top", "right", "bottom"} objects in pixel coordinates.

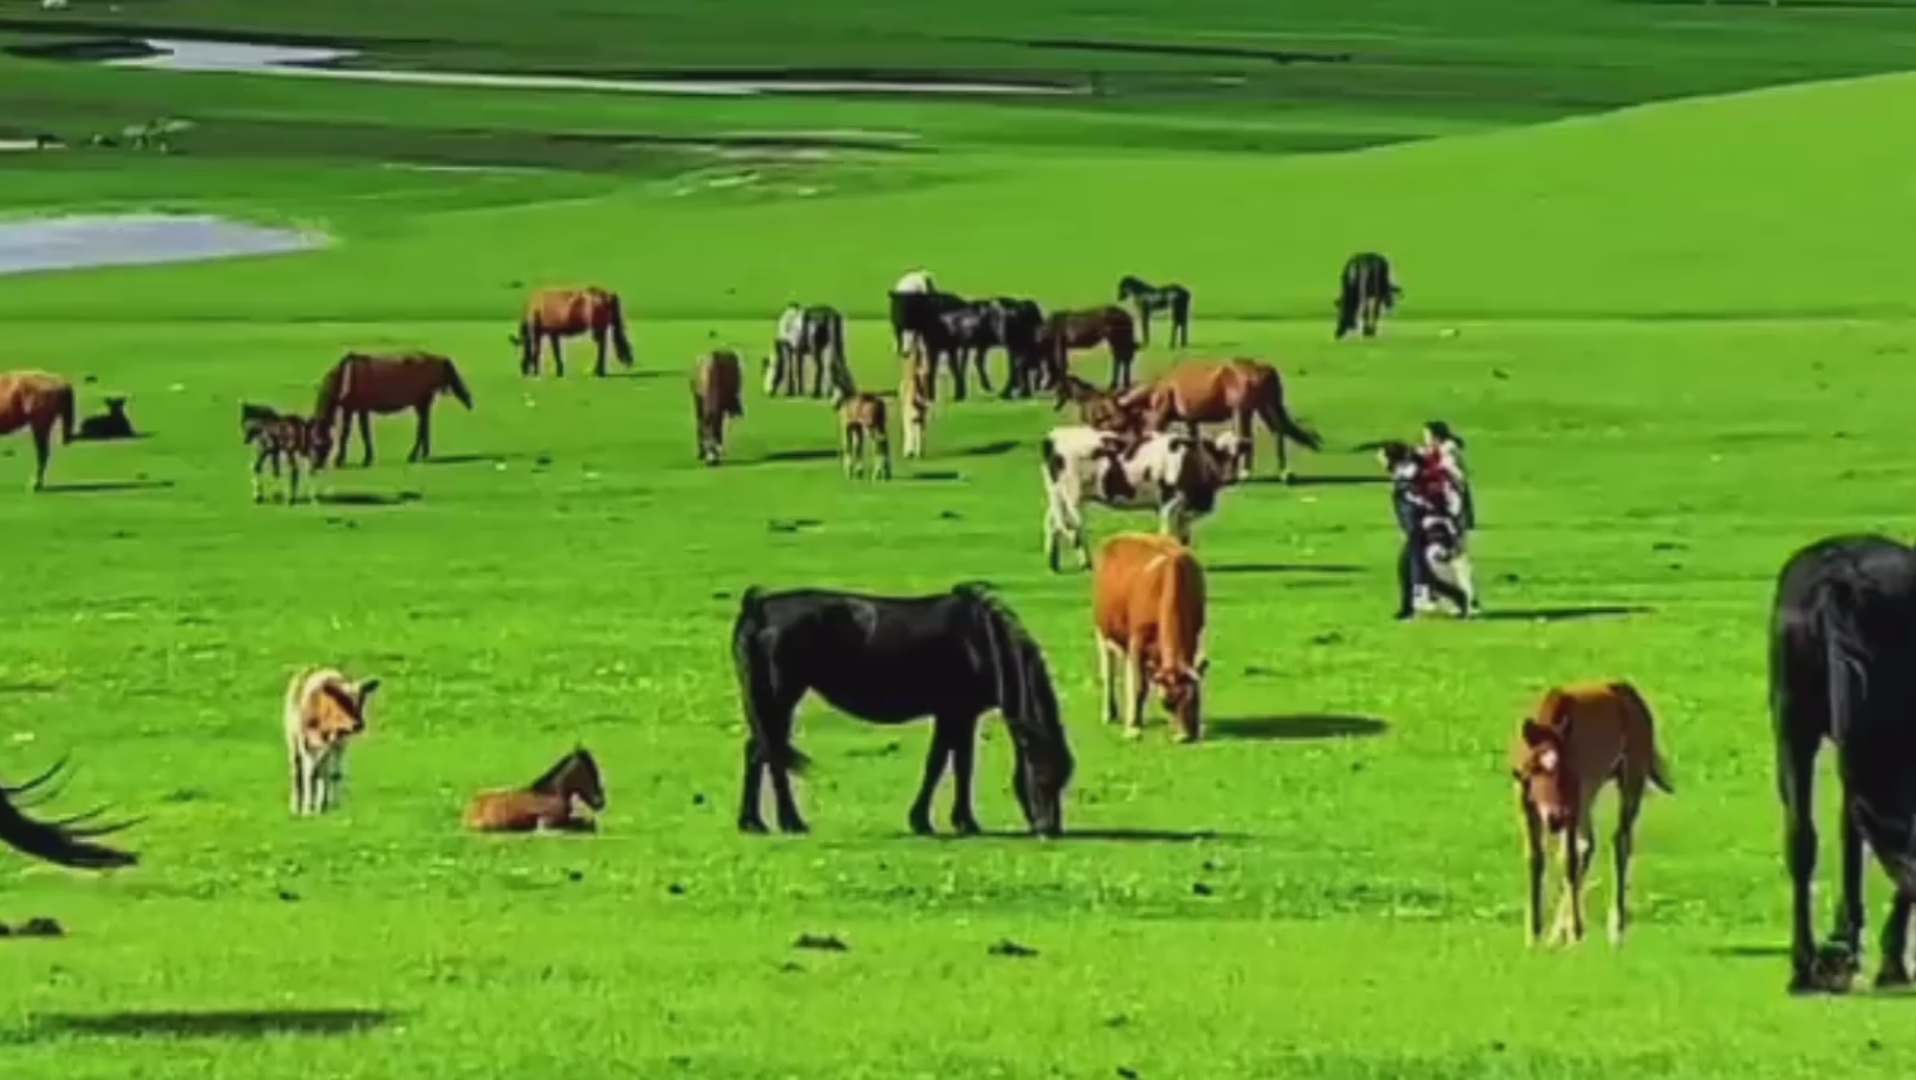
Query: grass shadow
[
  {"left": 905, "top": 470, "right": 963, "bottom": 483},
  {"left": 1710, "top": 944, "right": 1789, "bottom": 959},
  {"left": 598, "top": 369, "right": 675, "bottom": 380},
  {"left": 1277, "top": 474, "right": 1388, "bottom": 488},
  {"left": 418, "top": 452, "right": 524, "bottom": 467},
  {"left": 39, "top": 480, "right": 174, "bottom": 494},
  {"left": 1474, "top": 605, "right": 1652, "bottom": 623},
  {"left": 754, "top": 448, "right": 838, "bottom": 465},
  {"left": 314, "top": 491, "right": 423, "bottom": 507},
  {"left": 929, "top": 827, "right": 1246, "bottom": 844},
  {"left": 1210, "top": 562, "right": 1364, "bottom": 576},
  {"left": 955, "top": 439, "right": 1021, "bottom": 458},
  {"left": 1208, "top": 715, "right": 1390, "bottom": 741},
  {"left": 35, "top": 1008, "right": 397, "bottom": 1040}
]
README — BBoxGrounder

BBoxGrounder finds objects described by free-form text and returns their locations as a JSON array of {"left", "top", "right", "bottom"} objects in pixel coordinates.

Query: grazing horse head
[
  {"left": 1512, "top": 719, "right": 1576, "bottom": 831},
  {"left": 310, "top": 676, "right": 379, "bottom": 746}
]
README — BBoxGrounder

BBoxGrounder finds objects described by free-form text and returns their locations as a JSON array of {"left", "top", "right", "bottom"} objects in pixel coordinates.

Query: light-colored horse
[
  {"left": 283, "top": 668, "right": 380, "bottom": 816},
  {"left": 0, "top": 371, "right": 76, "bottom": 491},
  {"left": 1039, "top": 425, "right": 1242, "bottom": 572}
]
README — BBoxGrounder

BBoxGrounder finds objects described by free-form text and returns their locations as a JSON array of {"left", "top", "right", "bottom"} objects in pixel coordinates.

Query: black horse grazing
[
  {"left": 0, "top": 757, "right": 138, "bottom": 870},
  {"left": 1335, "top": 252, "right": 1401, "bottom": 339},
  {"left": 1117, "top": 276, "right": 1192, "bottom": 348},
  {"left": 732, "top": 583, "right": 1075, "bottom": 837},
  {"left": 1772, "top": 534, "right": 1916, "bottom": 994}
]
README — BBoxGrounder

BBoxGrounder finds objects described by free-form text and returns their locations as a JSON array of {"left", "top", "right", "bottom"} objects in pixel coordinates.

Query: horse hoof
[
  {"left": 778, "top": 818, "right": 810, "bottom": 835},
  {"left": 908, "top": 814, "right": 936, "bottom": 836},
  {"left": 738, "top": 818, "right": 770, "bottom": 835},
  {"left": 952, "top": 818, "right": 982, "bottom": 836},
  {"left": 1876, "top": 966, "right": 1913, "bottom": 989}
]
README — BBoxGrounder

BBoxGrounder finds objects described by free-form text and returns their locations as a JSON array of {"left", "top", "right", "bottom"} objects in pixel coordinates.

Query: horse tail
[
  {"left": 1258, "top": 382, "right": 1323, "bottom": 453},
  {"left": 732, "top": 588, "right": 809, "bottom": 775},
  {"left": 441, "top": 358, "right": 474, "bottom": 410},
  {"left": 0, "top": 760, "right": 137, "bottom": 870},
  {"left": 606, "top": 293, "right": 635, "bottom": 367},
  {"left": 1608, "top": 681, "right": 1673, "bottom": 795},
  {"left": 56, "top": 382, "right": 76, "bottom": 444}
]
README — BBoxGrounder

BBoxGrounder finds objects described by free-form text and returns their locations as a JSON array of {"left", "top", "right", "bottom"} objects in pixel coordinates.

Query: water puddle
[{"left": 0, "top": 213, "right": 326, "bottom": 277}]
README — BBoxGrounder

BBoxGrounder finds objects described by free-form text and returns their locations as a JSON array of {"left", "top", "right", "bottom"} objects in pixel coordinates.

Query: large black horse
[
  {"left": 1335, "top": 252, "right": 1401, "bottom": 339},
  {"left": 1772, "top": 534, "right": 1916, "bottom": 994},
  {"left": 0, "top": 757, "right": 137, "bottom": 869},
  {"left": 731, "top": 583, "right": 1074, "bottom": 837}
]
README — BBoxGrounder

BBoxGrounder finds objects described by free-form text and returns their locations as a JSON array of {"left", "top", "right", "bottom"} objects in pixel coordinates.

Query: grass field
[{"left": 6, "top": 1, "right": 1916, "bottom": 1076}]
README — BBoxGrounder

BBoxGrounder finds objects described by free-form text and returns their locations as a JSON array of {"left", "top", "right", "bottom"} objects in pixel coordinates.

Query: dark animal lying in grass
[
  {"left": 464, "top": 746, "right": 605, "bottom": 833},
  {"left": 731, "top": 583, "right": 1074, "bottom": 837},
  {"left": 1771, "top": 533, "right": 1916, "bottom": 994},
  {"left": 76, "top": 396, "right": 136, "bottom": 440}
]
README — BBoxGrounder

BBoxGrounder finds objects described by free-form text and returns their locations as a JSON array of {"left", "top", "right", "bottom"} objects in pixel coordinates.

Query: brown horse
[
  {"left": 464, "top": 746, "right": 606, "bottom": 833},
  {"left": 1120, "top": 359, "right": 1323, "bottom": 480},
  {"left": 1037, "top": 306, "right": 1138, "bottom": 392},
  {"left": 314, "top": 352, "right": 473, "bottom": 467},
  {"left": 0, "top": 372, "right": 76, "bottom": 491},
  {"left": 513, "top": 286, "right": 635, "bottom": 377},
  {"left": 691, "top": 349, "right": 744, "bottom": 466},
  {"left": 834, "top": 389, "right": 892, "bottom": 481},
  {"left": 1052, "top": 373, "right": 1143, "bottom": 435}
]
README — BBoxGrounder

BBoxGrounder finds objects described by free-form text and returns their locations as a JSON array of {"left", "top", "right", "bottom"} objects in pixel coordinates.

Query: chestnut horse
[
  {"left": 691, "top": 349, "right": 744, "bottom": 466},
  {"left": 514, "top": 286, "right": 635, "bottom": 377},
  {"left": 1093, "top": 533, "right": 1208, "bottom": 743},
  {"left": 1120, "top": 359, "right": 1323, "bottom": 480},
  {"left": 1052, "top": 373, "right": 1142, "bottom": 435},
  {"left": 464, "top": 746, "right": 606, "bottom": 833},
  {"left": 1038, "top": 306, "right": 1138, "bottom": 392},
  {"left": 0, "top": 371, "right": 76, "bottom": 491},
  {"left": 314, "top": 352, "right": 473, "bottom": 467}
]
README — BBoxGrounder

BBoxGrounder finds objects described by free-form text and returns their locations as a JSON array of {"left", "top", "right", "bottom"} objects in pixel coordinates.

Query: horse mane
[
  {"left": 528, "top": 748, "right": 588, "bottom": 794},
  {"left": 950, "top": 583, "right": 1071, "bottom": 783},
  {"left": 313, "top": 355, "right": 353, "bottom": 421}
]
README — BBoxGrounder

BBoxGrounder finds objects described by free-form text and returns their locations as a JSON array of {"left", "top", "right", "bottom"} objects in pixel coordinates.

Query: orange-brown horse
[
  {"left": 1120, "top": 359, "right": 1323, "bottom": 480},
  {"left": 691, "top": 349, "right": 744, "bottom": 466},
  {"left": 0, "top": 371, "right": 76, "bottom": 491},
  {"left": 464, "top": 747, "right": 606, "bottom": 833},
  {"left": 314, "top": 351, "right": 473, "bottom": 467},
  {"left": 514, "top": 286, "right": 635, "bottom": 378},
  {"left": 1093, "top": 532, "right": 1208, "bottom": 743},
  {"left": 1038, "top": 306, "right": 1138, "bottom": 392}
]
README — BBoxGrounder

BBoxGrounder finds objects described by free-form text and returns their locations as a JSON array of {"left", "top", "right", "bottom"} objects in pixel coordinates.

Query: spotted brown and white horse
[{"left": 1039, "top": 425, "right": 1242, "bottom": 572}]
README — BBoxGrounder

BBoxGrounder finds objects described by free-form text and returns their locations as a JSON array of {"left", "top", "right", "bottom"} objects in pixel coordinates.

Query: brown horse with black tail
[
  {"left": 1120, "top": 359, "right": 1323, "bottom": 481},
  {"left": 1037, "top": 306, "right": 1138, "bottom": 393},
  {"left": 0, "top": 371, "right": 76, "bottom": 491},
  {"left": 514, "top": 286, "right": 635, "bottom": 377},
  {"left": 315, "top": 351, "right": 473, "bottom": 467}
]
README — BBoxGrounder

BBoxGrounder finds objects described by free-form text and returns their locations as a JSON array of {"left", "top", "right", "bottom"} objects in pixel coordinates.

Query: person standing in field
[
  {"left": 1380, "top": 440, "right": 1472, "bottom": 618},
  {"left": 1422, "top": 420, "right": 1474, "bottom": 530}
]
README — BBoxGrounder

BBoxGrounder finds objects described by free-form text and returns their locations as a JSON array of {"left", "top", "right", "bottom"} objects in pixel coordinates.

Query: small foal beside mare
[
  {"left": 464, "top": 747, "right": 606, "bottom": 833},
  {"left": 242, "top": 402, "right": 332, "bottom": 503},
  {"left": 1093, "top": 533, "right": 1209, "bottom": 743},
  {"left": 283, "top": 667, "right": 380, "bottom": 816},
  {"left": 1512, "top": 680, "right": 1673, "bottom": 948}
]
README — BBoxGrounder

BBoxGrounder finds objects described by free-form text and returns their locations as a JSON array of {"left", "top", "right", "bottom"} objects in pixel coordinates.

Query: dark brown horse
[
  {"left": 1038, "top": 306, "right": 1138, "bottom": 392},
  {"left": 691, "top": 349, "right": 744, "bottom": 466},
  {"left": 513, "top": 286, "right": 635, "bottom": 377},
  {"left": 315, "top": 352, "right": 473, "bottom": 467},
  {"left": 1053, "top": 373, "right": 1143, "bottom": 435},
  {"left": 0, "top": 371, "right": 76, "bottom": 491},
  {"left": 1119, "top": 359, "right": 1323, "bottom": 480}
]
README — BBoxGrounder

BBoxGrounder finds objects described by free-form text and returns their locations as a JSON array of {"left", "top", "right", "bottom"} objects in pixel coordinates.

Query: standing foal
[{"left": 283, "top": 667, "right": 380, "bottom": 816}]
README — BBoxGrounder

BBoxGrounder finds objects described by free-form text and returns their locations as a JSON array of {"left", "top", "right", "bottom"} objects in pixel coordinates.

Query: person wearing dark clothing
[{"left": 1380, "top": 441, "right": 1473, "bottom": 619}]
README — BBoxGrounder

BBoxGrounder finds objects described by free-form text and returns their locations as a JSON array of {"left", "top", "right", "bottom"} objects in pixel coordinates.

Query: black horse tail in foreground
[
  {"left": 0, "top": 757, "right": 138, "bottom": 869},
  {"left": 1771, "top": 533, "right": 1916, "bottom": 994},
  {"left": 732, "top": 583, "right": 1074, "bottom": 837},
  {"left": 1335, "top": 252, "right": 1401, "bottom": 339}
]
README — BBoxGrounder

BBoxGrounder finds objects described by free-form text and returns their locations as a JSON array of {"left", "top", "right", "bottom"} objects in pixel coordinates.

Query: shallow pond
[{"left": 0, "top": 214, "right": 325, "bottom": 277}]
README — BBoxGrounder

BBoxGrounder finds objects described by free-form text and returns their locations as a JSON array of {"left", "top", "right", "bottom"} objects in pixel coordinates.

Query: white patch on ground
[
  {"left": 110, "top": 39, "right": 1086, "bottom": 97},
  {"left": 0, "top": 213, "right": 327, "bottom": 277}
]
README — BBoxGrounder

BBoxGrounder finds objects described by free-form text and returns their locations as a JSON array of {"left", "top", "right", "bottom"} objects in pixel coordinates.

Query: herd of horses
[{"left": 6, "top": 245, "right": 1912, "bottom": 1001}]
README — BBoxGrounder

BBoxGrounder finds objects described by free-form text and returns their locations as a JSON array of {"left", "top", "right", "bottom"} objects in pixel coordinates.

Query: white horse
[
  {"left": 283, "top": 667, "right": 379, "bottom": 816},
  {"left": 1039, "top": 426, "right": 1242, "bottom": 572}
]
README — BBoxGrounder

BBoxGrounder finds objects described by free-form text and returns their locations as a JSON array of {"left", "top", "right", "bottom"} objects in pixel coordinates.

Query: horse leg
[
  {"left": 1609, "top": 779, "right": 1645, "bottom": 944},
  {"left": 1122, "top": 640, "right": 1148, "bottom": 740},
  {"left": 1097, "top": 636, "right": 1122, "bottom": 725},
  {"left": 949, "top": 347, "right": 968, "bottom": 402},
  {"left": 1522, "top": 795, "right": 1547, "bottom": 945},
  {"left": 972, "top": 347, "right": 994, "bottom": 396},
  {"left": 1138, "top": 309, "right": 1151, "bottom": 347},
  {"left": 410, "top": 404, "right": 431, "bottom": 463},
  {"left": 947, "top": 714, "right": 983, "bottom": 835},
  {"left": 357, "top": 411, "right": 374, "bottom": 467},
  {"left": 908, "top": 718, "right": 957, "bottom": 835},
  {"left": 873, "top": 428, "right": 892, "bottom": 481},
  {"left": 842, "top": 425, "right": 859, "bottom": 479},
  {"left": 289, "top": 748, "right": 305, "bottom": 814},
  {"left": 1781, "top": 734, "right": 1842, "bottom": 992},
  {"left": 28, "top": 420, "right": 51, "bottom": 491},
  {"left": 594, "top": 328, "right": 608, "bottom": 378},
  {"left": 252, "top": 447, "right": 271, "bottom": 503},
  {"left": 1877, "top": 892, "right": 1914, "bottom": 987},
  {"left": 1236, "top": 410, "right": 1256, "bottom": 476},
  {"left": 551, "top": 336, "right": 566, "bottom": 378},
  {"left": 1834, "top": 800, "right": 1867, "bottom": 960}
]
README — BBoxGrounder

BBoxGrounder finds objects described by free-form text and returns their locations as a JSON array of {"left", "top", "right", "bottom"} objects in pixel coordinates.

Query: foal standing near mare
[
  {"left": 514, "top": 286, "right": 635, "bottom": 377},
  {"left": 241, "top": 403, "right": 332, "bottom": 503},
  {"left": 1094, "top": 533, "right": 1209, "bottom": 743},
  {"left": 690, "top": 349, "right": 744, "bottom": 466},
  {"left": 283, "top": 667, "right": 379, "bottom": 816},
  {"left": 732, "top": 584, "right": 1075, "bottom": 837},
  {"left": 315, "top": 351, "right": 473, "bottom": 467},
  {"left": 1120, "top": 359, "right": 1323, "bottom": 480},
  {"left": 0, "top": 371, "right": 76, "bottom": 491},
  {"left": 1335, "top": 252, "right": 1401, "bottom": 339},
  {"left": 833, "top": 389, "right": 892, "bottom": 481},
  {"left": 464, "top": 746, "right": 606, "bottom": 833},
  {"left": 1116, "top": 276, "right": 1193, "bottom": 348},
  {"left": 1770, "top": 534, "right": 1916, "bottom": 994}
]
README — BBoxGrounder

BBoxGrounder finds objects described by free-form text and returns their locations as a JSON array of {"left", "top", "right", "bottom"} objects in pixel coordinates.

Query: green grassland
[{"left": 5, "top": 1, "right": 1916, "bottom": 1076}]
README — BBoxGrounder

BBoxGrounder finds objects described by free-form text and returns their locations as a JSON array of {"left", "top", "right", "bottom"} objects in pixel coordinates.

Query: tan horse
[
  {"left": 514, "top": 286, "right": 634, "bottom": 377},
  {"left": 900, "top": 356, "right": 930, "bottom": 460},
  {"left": 691, "top": 349, "right": 744, "bottom": 466},
  {"left": 1120, "top": 359, "right": 1323, "bottom": 480},
  {"left": 0, "top": 371, "right": 76, "bottom": 491},
  {"left": 464, "top": 747, "right": 606, "bottom": 833},
  {"left": 314, "top": 352, "right": 473, "bottom": 467},
  {"left": 1092, "top": 533, "right": 1208, "bottom": 743},
  {"left": 834, "top": 389, "right": 892, "bottom": 481},
  {"left": 1037, "top": 306, "right": 1139, "bottom": 392}
]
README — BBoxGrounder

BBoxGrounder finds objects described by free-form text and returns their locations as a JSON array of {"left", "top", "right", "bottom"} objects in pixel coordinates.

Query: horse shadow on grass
[
  {"left": 39, "top": 479, "right": 174, "bottom": 495},
  {"left": 1709, "top": 944, "right": 1789, "bottom": 960},
  {"left": 33, "top": 1008, "right": 397, "bottom": 1040},
  {"left": 753, "top": 448, "right": 839, "bottom": 466},
  {"left": 904, "top": 470, "right": 963, "bottom": 483},
  {"left": 1208, "top": 714, "right": 1390, "bottom": 741},
  {"left": 955, "top": 439, "right": 1021, "bottom": 458},
  {"left": 417, "top": 452, "right": 529, "bottom": 468},
  {"left": 1267, "top": 473, "right": 1388, "bottom": 488},
  {"left": 1210, "top": 562, "right": 1364, "bottom": 576},
  {"left": 924, "top": 827, "right": 1247, "bottom": 844},
  {"left": 1474, "top": 605, "right": 1653, "bottom": 623},
  {"left": 314, "top": 491, "right": 423, "bottom": 508},
  {"left": 599, "top": 369, "right": 675, "bottom": 380}
]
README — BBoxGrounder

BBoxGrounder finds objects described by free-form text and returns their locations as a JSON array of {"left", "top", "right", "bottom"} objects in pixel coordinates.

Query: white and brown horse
[{"left": 1039, "top": 425, "right": 1242, "bottom": 572}]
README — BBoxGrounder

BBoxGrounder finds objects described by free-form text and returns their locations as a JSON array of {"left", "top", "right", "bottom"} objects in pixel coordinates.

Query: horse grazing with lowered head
[
  {"left": 1040, "top": 425, "right": 1243, "bottom": 572},
  {"left": 1053, "top": 373, "right": 1143, "bottom": 436},
  {"left": 514, "top": 286, "right": 634, "bottom": 377},
  {"left": 464, "top": 746, "right": 606, "bottom": 833},
  {"left": 1336, "top": 252, "right": 1401, "bottom": 339},
  {"left": 1117, "top": 276, "right": 1192, "bottom": 348},
  {"left": 1512, "top": 681, "right": 1673, "bottom": 949},
  {"left": 1094, "top": 533, "right": 1209, "bottom": 743},
  {"left": 691, "top": 349, "right": 744, "bottom": 466},
  {"left": 766, "top": 303, "right": 852, "bottom": 399},
  {"left": 1120, "top": 359, "right": 1324, "bottom": 480},
  {"left": 242, "top": 402, "right": 332, "bottom": 504},
  {"left": 0, "top": 371, "right": 76, "bottom": 491},
  {"left": 283, "top": 667, "right": 379, "bottom": 817},
  {"left": 0, "top": 756, "right": 138, "bottom": 869},
  {"left": 315, "top": 351, "right": 472, "bottom": 467},
  {"left": 833, "top": 388, "right": 892, "bottom": 481},
  {"left": 1770, "top": 534, "right": 1916, "bottom": 994},
  {"left": 1038, "top": 306, "right": 1138, "bottom": 392},
  {"left": 732, "top": 583, "right": 1075, "bottom": 837}
]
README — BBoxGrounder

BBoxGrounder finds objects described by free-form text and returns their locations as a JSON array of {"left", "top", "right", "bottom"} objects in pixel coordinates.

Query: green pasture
[{"left": 5, "top": 1, "right": 1916, "bottom": 1076}]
